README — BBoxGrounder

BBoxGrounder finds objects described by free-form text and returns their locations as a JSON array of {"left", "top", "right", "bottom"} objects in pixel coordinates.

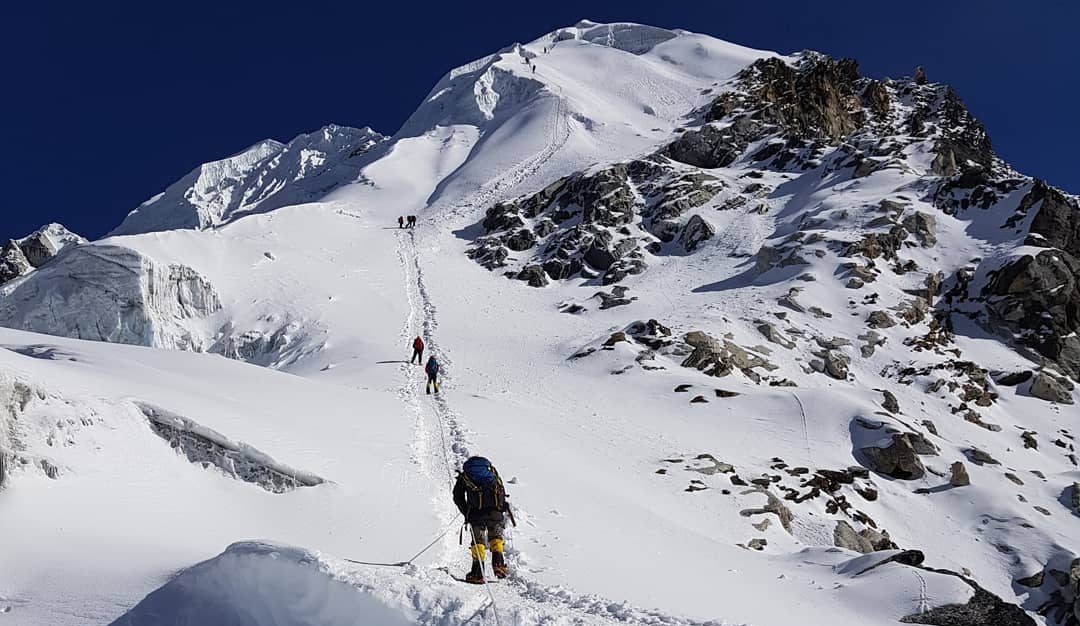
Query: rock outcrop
[{"left": 0, "top": 240, "right": 32, "bottom": 285}]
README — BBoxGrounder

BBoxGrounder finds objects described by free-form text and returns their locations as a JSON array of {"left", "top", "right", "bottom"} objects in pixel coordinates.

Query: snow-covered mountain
[
  {"left": 111, "top": 124, "right": 385, "bottom": 235},
  {"left": 1, "top": 20, "right": 1078, "bottom": 626}
]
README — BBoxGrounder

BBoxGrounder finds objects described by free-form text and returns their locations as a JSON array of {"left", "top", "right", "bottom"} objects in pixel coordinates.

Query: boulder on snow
[
  {"left": 880, "top": 390, "right": 900, "bottom": 413},
  {"left": 834, "top": 520, "right": 874, "bottom": 553},
  {"left": 860, "top": 433, "right": 930, "bottom": 480},
  {"left": 867, "top": 310, "right": 897, "bottom": 329},
  {"left": 949, "top": 461, "right": 971, "bottom": 487},
  {"left": 902, "top": 212, "right": 937, "bottom": 247},
  {"left": 677, "top": 215, "right": 715, "bottom": 252},
  {"left": 516, "top": 265, "right": 549, "bottom": 287},
  {"left": 1030, "top": 372, "right": 1074, "bottom": 404},
  {"left": 962, "top": 447, "right": 999, "bottom": 466}
]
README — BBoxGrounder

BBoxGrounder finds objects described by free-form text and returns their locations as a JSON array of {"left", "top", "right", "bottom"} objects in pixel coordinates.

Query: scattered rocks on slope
[{"left": 682, "top": 331, "right": 776, "bottom": 380}]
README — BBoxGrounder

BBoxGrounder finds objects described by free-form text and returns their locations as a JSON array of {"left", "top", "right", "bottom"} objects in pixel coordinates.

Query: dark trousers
[
  {"left": 426, "top": 373, "right": 439, "bottom": 394},
  {"left": 411, "top": 348, "right": 423, "bottom": 364},
  {"left": 469, "top": 520, "right": 505, "bottom": 563}
]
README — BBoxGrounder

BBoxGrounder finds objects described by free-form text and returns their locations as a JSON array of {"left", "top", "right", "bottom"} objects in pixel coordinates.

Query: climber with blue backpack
[
  {"left": 453, "top": 456, "right": 514, "bottom": 583},
  {"left": 425, "top": 355, "right": 440, "bottom": 394}
]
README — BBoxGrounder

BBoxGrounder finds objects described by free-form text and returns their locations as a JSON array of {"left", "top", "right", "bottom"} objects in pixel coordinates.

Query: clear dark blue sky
[{"left": 2, "top": 1, "right": 1076, "bottom": 240}]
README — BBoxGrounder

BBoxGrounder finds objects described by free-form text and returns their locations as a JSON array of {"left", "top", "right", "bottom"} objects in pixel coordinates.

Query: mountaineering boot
[
  {"left": 465, "top": 560, "right": 484, "bottom": 584},
  {"left": 491, "top": 549, "right": 508, "bottom": 579}
]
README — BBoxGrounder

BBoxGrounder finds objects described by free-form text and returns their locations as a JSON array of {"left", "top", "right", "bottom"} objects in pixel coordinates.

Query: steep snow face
[
  {"left": 0, "top": 244, "right": 220, "bottom": 350},
  {"left": 112, "top": 125, "right": 386, "bottom": 236},
  {"left": 388, "top": 22, "right": 778, "bottom": 214}
]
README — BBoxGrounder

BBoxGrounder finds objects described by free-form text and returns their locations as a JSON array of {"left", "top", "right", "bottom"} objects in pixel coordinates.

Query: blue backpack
[{"left": 461, "top": 456, "right": 505, "bottom": 511}]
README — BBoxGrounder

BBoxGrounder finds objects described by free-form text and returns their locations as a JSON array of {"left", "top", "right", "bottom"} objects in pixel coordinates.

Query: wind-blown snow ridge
[{"left": 112, "top": 124, "right": 386, "bottom": 235}]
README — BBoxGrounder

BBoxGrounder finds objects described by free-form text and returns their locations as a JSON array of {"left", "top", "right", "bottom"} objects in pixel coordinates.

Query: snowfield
[{"left": 1, "top": 19, "right": 1077, "bottom": 626}]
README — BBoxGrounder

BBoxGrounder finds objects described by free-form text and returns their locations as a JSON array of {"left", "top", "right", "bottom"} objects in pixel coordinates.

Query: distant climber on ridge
[
  {"left": 425, "top": 354, "right": 440, "bottom": 394},
  {"left": 398, "top": 216, "right": 404, "bottom": 228},
  {"left": 453, "top": 456, "right": 511, "bottom": 583},
  {"left": 411, "top": 336, "right": 425, "bottom": 364}
]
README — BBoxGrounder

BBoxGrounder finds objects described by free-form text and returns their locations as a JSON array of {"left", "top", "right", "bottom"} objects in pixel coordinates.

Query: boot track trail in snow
[
  {"left": 440, "top": 84, "right": 571, "bottom": 224},
  {"left": 337, "top": 215, "right": 740, "bottom": 626}
]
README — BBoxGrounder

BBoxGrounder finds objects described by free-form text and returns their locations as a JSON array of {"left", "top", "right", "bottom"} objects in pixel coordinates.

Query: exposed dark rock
[
  {"left": 665, "top": 123, "right": 752, "bottom": 169},
  {"left": 949, "top": 461, "right": 970, "bottom": 487},
  {"left": 994, "top": 370, "right": 1033, "bottom": 386},
  {"left": 677, "top": 215, "right": 716, "bottom": 252},
  {"left": 17, "top": 232, "right": 59, "bottom": 268},
  {"left": 900, "top": 580, "right": 1035, "bottom": 626},
  {"left": 517, "top": 265, "right": 548, "bottom": 287},
  {"left": 868, "top": 310, "right": 897, "bottom": 329},
  {"left": 822, "top": 350, "right": 850, "bottom": 380},
  {"left": 880, "top": 390, "right": 900, "bottom": 413},
  {"left": 927, "top": 88, "right": 994, "bottom": 179},
  {"left": 682, "top": 331, "right": 776, "bottom": 379},
  {"left": 962, "top": 447, "right": 999, "bottom": 466},
  {"left": 0, "top": 240, "right": 32, "bottom": 285},
  {"left": 1023, "top": 180, "right": 1080, "bottom": 255},
  {"left": 505, "top": 228, "right": 537, "bottom": 252},
  {"left": 860, "top": 432, "right": 928, "bottom": 480},
  {"left": 903, "top": 212, "right": 938, "bottom": 247}
]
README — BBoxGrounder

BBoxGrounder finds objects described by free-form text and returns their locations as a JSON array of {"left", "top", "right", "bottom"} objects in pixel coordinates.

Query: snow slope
[{"left": 1, "top": 19, "right": 1076, "bottom": 626}]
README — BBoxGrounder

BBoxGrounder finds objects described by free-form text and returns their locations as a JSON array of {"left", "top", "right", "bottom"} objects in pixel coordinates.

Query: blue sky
[{"left": 2, "top": 0, "right": 1076, "bottom": 240}]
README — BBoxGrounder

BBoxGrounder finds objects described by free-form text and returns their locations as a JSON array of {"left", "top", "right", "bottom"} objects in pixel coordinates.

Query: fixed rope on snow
[{"left": 343, "top": 514, "right": 461, "bottom": 567}]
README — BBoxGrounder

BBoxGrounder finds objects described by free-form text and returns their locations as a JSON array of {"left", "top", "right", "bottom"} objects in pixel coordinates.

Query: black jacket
[{"left": 453, "top": 472, "right": 506, "bottom": 524}]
